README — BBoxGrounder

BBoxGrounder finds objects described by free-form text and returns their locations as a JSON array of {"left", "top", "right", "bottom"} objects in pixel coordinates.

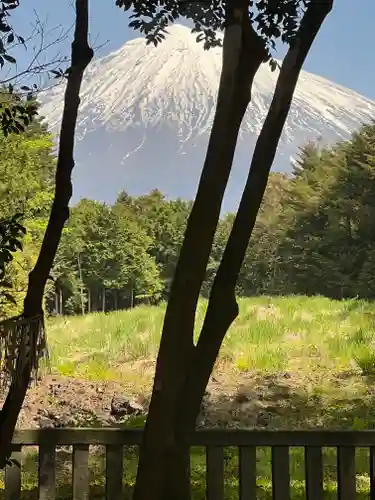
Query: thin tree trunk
[
  {"left": 134, "top": 1, "right": 333, "bottom": 499},
  {"left": 94, "top": 288, "right": 98, "bottom": 312},
  {"left": 133, "top": 7, "right": 266, "bottom": 500},
  {"left": 77, "top": 253, "right": 85, "bottom": 315},
  {"left": 59, "top": 287, "right": 63, "bottom": 315},
  {"left": 0, "top": 0, "right": 93, "bottom": 468},
  {"left": 102, "top": 288, "right": 106, "bottom": 312},
  {"left": 55, "top": 289, "right": 59, "bottom": 315},
  {"left": 87, "top": 287, "right": 91, "bottom": 313}
]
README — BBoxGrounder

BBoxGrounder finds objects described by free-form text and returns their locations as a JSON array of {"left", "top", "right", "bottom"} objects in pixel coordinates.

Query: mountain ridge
[{"left": 40, "top": 24, "right": 375, "bottom": 212}]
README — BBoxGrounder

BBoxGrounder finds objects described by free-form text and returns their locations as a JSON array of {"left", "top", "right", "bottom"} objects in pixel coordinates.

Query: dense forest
[{"left": 1, "top": 115, "right": 375, "bottom": 317}]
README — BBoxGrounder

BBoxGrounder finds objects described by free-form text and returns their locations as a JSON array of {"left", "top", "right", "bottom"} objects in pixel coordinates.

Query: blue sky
[{"left": 10, "top": 0, "right": 375, "bottom": 100}]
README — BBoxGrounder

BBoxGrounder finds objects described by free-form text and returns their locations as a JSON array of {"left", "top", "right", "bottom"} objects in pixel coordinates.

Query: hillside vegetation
[
  {"left": 2, "top": 296, "right": 375, "bottom": 500},
  {"left": 3, "top": 122, "right": 375, "bottom": 319},
  {"left": 45, "top": 296, "right": 375, "bottom": 427},
  {"left": 2, "top": 75, "right": 375, "bottom": 500}
]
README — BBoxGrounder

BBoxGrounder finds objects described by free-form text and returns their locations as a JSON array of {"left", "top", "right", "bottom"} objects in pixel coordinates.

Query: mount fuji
[{"left": 40, "top": 24, "right": 375, "bottom": 212}]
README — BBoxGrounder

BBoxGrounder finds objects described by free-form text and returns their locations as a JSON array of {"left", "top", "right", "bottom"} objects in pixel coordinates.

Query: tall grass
[
  {"left": 46, "top": 295, "right": 375, "bottom": 382},
  {"left": 9, "top": 296, "right": 375, "bottom": 499}
]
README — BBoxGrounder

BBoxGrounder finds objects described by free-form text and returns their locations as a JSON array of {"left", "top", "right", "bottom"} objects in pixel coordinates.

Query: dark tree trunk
[
  {"left": 94, "top": 288, "right": 99, "bottom": 312},
  {"left": 171, "top": 0, "right": 334, "bottom": 447},
  {"left": 0, "top": 0, "right": 93, "bottom": 468},
  {"left": 133, "top": 1, "right": 333, "bottom": 499},
  {"left": 133, "top": 6, "right": 267, "bottom": 500},
  {"left": 87, "top": 287, "right": 91, "bottom": 313}
]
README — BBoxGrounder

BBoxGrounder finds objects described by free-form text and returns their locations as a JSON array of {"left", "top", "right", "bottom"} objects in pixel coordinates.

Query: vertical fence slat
[
  {"left": 39, "top": 443, "right": 56, "bottom": 500},
  {"left": 272, "top": 446, "right": 290, "bottom": 500},
  {"left": 186, "top": 448, "right": 191, "bottom": 500},
  {"left": 5, "top": 446, "right": 22, "bottom": 500},
  {"left": 106, "top": 444, "right": 123, "bottom": 500},
  {"left": 239, "top": 446, "right": 256, "bottom": 500},
  {"left": 305, "top": 446, "right": 323, "bottom": 500},
  {"left": 73, "top": 444, "right": 89, "bottom": 500},
  {"left": 206, "top": 446, "right": 224, "bottom": 500},
  {"left": 337, "top": 446, "right": 356, "bottom": 500},
  {"left": 370, "top": 447, "right": 375, "bottom": 500}
]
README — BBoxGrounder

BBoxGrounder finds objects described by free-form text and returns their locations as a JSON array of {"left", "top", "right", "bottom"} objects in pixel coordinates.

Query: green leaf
[
  {"left": 3, "top": 54, "right": 16, "bottom": 64},
  {"left": 2, "top": 292, "right": 17, "bottom": 305}
]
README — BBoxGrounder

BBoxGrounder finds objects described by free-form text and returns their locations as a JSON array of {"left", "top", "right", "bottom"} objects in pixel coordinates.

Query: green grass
[
  {"left": 46, "top": 295, "right": 375, "bottom": 382},
  {"left": 13, "top": 295, "right": 375, "bottom": 498},
  {"left": 1, "top": 445, "right": 374, "bottom": 499}
]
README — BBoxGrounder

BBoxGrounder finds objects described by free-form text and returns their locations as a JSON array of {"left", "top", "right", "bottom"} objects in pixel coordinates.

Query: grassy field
[
  {"left": 7, "top": 295, "right": 375, "bottom": 499},
  {"left": 47, "top": 295, "right": 375, "bottom": 384}
]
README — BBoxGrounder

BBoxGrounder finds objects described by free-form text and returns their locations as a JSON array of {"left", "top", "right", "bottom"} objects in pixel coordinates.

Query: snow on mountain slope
[{"left": 40, "top": 24, "right": 375, "bottom": 212}]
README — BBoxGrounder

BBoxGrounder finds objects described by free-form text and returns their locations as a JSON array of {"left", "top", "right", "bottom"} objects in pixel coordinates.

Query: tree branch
[{"left": 0, "top": 0, "right": 93, "bottom": 470}]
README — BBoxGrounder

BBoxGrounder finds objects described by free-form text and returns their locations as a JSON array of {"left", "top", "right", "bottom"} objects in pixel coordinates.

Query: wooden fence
[{"left": 5, "top": 428, "right": 375, "bottom": 500}]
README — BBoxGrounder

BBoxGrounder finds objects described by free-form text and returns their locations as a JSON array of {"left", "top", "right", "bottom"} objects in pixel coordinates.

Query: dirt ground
[{"left": 0, "top": 364, "right": 372, "bottom": 431}]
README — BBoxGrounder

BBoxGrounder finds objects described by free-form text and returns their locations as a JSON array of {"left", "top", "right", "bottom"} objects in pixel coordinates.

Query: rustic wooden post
[
  {"left": 38, "top": 443, "right": 56, "bottom": 500},
  {"left": 239, "top": 446, "right": 256, "bottom": 500},
  {"left": 370, "top": 447, "right": 375, "bottom": 500},
  {"left": 73, "top": 444, "right": 89, "bottom": 500},
  {"left": 305, "top": 446, "right": 323, "bottom": 500},
  {"left": 337, "top": 446, "right": 356, "bottom": 500},
  {"left": 272, "top": 446, "right": 290, "bottom": 500},
  {"left": 5, "top": 446, "right": 22, "bottom": 500},
  {"left": 206, "top": 446, "right": 224, "bottom": 500},
  {"left": 106, "top": 444, "right": 123, "bottom": 500}
]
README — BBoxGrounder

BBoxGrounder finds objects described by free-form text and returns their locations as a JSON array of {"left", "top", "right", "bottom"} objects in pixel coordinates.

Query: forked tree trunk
[
  {"left": 133, "top": 5, "right": 267, "bottom": 500},
  {"left": 134, "top": 1, "right": 333, "bottom": 499},
  {"left": 172, "top": 0, "right": 334, "bottom": 451},
  {"left": 0, "top": 0, "right": 93, "bottom": 467}
]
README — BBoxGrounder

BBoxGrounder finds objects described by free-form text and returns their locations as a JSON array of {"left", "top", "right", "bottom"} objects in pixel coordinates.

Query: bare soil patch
[{"left": 1, "top": 364, "right": 373, "bottom": 431}]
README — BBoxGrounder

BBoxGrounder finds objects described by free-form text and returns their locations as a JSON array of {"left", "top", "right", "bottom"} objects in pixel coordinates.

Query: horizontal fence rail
[
  {"left": 12, "top": 428, "right": 375, "bottom": 446},
  {"left": 4, "top": 429, "right": 375, "bottom": 500}
]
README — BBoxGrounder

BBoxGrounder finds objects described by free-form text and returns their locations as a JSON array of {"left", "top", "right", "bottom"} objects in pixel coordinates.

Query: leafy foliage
[
  {"left": 0, "top": 89, "right": 38, "bottom": 137},
  {"left": 0, "top": 1, "right": 45, "bottom": 316},
  {"left": 4, "top": 120, "right": 375, "bottom": 314},
  {"left": 0, "top": 213, "right": 25, "bottom": 311},
  {"left": 0, "top": 1, "right": 39, "bottom": 136},
  {"left": 116, "top": 0, "right": 310, "bottom": 63},
  {"left": 241, "top": 121, "right": 375, "bottom": 300},
  {"left": 0, "top": 115, "right": 56, "bottom": 317},
  {"left": 0, "top": 213, "right": 24, "bottom": 280}
]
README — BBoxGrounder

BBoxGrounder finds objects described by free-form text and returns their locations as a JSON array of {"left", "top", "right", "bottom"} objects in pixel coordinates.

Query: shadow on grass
[{"left": 204, "top": 372, "right": 375, "bottom": 431}]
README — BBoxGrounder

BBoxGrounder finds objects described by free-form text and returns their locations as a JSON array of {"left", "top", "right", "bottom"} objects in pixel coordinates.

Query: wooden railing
[{"left": 5, "top": 428, "right": 375, "bottom": 499}]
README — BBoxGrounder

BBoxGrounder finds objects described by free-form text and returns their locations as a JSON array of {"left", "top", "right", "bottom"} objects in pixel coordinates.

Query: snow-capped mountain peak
[{"left": 40, "top": 24, "right": 375, "bottom": 212}]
